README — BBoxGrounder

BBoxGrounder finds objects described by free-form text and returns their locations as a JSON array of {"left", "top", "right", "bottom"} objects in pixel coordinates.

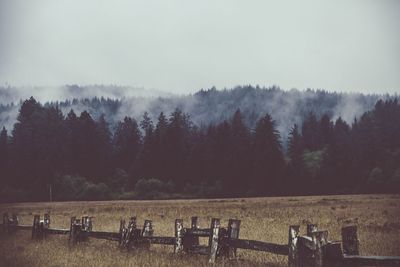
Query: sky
[{"left": 0, "top": 0, "right": 399, "bottom": 94}]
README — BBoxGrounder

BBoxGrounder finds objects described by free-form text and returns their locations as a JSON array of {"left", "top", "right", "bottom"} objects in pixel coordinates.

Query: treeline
[
  {"left": 0, "top": 97, "right": 399, "bottom": 202},
  {"left": 0, "top": 86, "right": 383, "bottom": 140}
]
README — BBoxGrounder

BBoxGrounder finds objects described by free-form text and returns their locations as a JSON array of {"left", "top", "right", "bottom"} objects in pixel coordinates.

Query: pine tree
[
  {"left": 251, "top": 114, "right": 285, "bottom": 195},
  {"left": 286, "top": 124, "right": 306, "bottom": 194},
  {"left": 0, "top": 127, "right": 9, "bottom": 187},
  {"left": 113, "top": 116, "right": 142, "bottom": 174},
  {"left": 302, "top": 112, "right": 321, "bottom": 151},
  {"left": 226, "top": 109, "right": 251, "bottom": 196}
]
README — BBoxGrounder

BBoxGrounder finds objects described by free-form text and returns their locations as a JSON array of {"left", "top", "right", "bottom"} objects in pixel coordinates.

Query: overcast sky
[{"left": 0, "top": 0, "right": 399, "bottom": 94}]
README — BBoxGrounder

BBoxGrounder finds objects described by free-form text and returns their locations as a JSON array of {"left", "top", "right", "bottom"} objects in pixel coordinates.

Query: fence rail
[{"left": 1, "top": 212, "right": 400, "bottom": 266}]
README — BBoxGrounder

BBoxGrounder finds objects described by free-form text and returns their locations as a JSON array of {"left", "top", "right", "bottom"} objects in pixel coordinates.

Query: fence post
[
  {"left": 174, "top": 219, "right": 184, "bottom": 253},
  {"left": 32, "top": 215, "right": 40, "bottom": 239},
  {"left": 43, "top": 213, "right": 50, "bottom": 238},
  {"left": 141, "top": 220, "right": 153, "bottom": 249},
  {"left": 119, "top": 219, "right": 126, "bottom": 247},
  {"left": 87, "top": 216, "right": 93, "bottom": 231},
  {"left": 124, "top": 216, "right": 137, "bottom": 250},
  {"left": 288, "top": 225, "right": 300, "bottom": 267},
  {"left": 191, "top": 216, "right": 199, "bottom": 246},
  {"left": 11, "top": 213, "right": 19, "bottom": 232},
  {"left": 81, "top": 216, "right": 92, "bottom": 242},
  {"left": 3, "top": 213, "right": 9, "bottom": 235},
  {"left": 183, "top": 216, "right": 199, "bottom": 253},
  {"left": 313, "top": 230, "right": 328, "bottom": 267},
  {"left": 142, "top": 220, "right": 153, "bottom": 237},
  {"left": 44, "top": 213, "right": 50, "bottom": 228},
  {"left": 187, "top": 216, "right": 199, "bottom": 250},
  {"left": 68, "top": 216, "right": 76, "bottom": 246},
  {"left": 307, "top": 224, "right": 318, "bottom": 236},
  {"left": 209, "top": 218, "right": 221, "bottom": 264},
  {"left": 341, "top": 225, "right": 359, "bottom": 255},
  {"left": 227, "top": 219, "right": 241, "bottom": 260}
]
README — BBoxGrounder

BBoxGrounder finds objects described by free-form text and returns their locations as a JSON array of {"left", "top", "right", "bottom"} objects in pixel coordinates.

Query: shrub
[
  {"left": 54, "top": 175, "right": 111, "bottom": 201},
  {"left": 78, "top": 182, "right": 111, "bottom": 200},
  {"left": 134, "top": 178, "right": 175, "bottom": 199}
]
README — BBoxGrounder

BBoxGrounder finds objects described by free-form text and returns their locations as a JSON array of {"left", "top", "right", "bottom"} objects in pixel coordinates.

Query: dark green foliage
[
  {"left": 113, "top": 116, "right": 141, "bottom": 175},
  {"left": 250, "top": 114, "right": 284, "bottom": 195},
  {"left": 0, "top": 96, "right": 399, "bottom": 202},
  {"left": 53, "top": 175, "right": 111, "bottom": 201},
  {"left": 134, "top": 178, "right": 175, "bottom": 199}
]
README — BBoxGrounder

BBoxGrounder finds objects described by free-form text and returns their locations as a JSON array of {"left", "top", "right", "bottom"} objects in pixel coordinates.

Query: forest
[{"left": 0, "top": 88, "right": 399, "bottom": 202}]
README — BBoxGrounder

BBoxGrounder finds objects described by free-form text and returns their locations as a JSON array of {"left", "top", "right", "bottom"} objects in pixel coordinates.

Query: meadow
[{"left": 0, "top": 194, "right": 399, "bottom": 266}]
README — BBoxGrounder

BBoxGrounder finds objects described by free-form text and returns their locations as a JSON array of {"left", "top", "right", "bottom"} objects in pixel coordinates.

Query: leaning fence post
[
  {"left": 123, "top": 216, "right": 137, "bottom": 250},
  {"left": 288, "top": 225, "right": 300, "bottom": 267},
  {"left": 227, "top": 219, "right": 241, "bottom": 260},
  {"left": 341, "top": 225, "right": 359, "bottom": 255},
  {"left": 174, "top": 219, "right": 184, "bottom": 253},
  {"left": 209, "top": 218, "right": 221, "bottom": 264},
  {"left": 32, "top": 215, "right": 40, "bottom": 239},
  {"left": 312, "top": 230, "right": 328, "bottom": 267}
]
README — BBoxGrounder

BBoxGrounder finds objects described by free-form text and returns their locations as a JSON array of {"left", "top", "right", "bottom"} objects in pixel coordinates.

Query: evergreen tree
[
  {"left": 251, "top": 114, "right": 285, "bottom": 195},
  {"left": 226, "top": 109, "right": 251, "bottom": 196},
  {"left": 113, "top": 116, "right": 142, "bottom": 176},
  {"left": 286, "top": 124, "right": 306, "bottom": 194},
  {"left": 0, "top": 127, "right": 9, "bottom": 187},
  {"left": 138, "top": 112, "right": 155, "bottom": 179},
  {"left": 65, "top": 109, "right": 80, "bottom": 175},
  {"left": 302, "top": 112, "right": 321, "bottom": 151}
]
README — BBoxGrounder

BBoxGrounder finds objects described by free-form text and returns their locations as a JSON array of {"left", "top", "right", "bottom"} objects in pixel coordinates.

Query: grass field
[{"left": 0, "top": 194, "right": 399, "bottom": 266}]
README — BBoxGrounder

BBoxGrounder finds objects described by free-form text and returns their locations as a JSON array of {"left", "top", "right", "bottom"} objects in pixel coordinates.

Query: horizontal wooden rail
[
  {"left": 184, "top": 228, "right": 211, "bottom": 237},
  {"left": 146, "top": 236, "right": 175, "bottom": 245},
  {"left": 46, "top": 228, "right": 70, "bottom": 235},
  {"left": 343, "top": 255, "right": 400, "bottom": 266},
  {"left": 2, "top": 214, "right": 400, "bottom": 266},
  {"left": 89, "top": 231, "right": 119, "bottom": 241},
  {"left": 191, "top": 245, "right": 210, "bottom": 255},
  {"left": 229, "top": 238, "right": 289, "bottom": 255},
  {"left": 15, "top": 224, "right": 32, "bottom": 230},
  {"left": 13, "top": 224, "right": 69, "bottom": 235}
]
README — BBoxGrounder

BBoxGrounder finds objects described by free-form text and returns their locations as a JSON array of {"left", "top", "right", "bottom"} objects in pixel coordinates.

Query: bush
[
  {"left": 183, "top": 181, "right": 223, "bottom": 198},
  {"left": 54, "top": 175, "right": 88, "bottom": 201},
  {"left": 78, "top": 183, "right": 111, "bottom": 200},
  {"left": 134, "top": 178, "right": 175, "bottom": 199},
  {"left": 54, "top": 175, "right": 111, "bottom": 201},
  {"left": 106, "top": 168, "right": 129, "bottom": 192}
]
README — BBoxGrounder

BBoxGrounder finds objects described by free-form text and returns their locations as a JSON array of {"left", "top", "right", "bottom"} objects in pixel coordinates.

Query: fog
[{"left": 0, "top": 0, "right": 399, "bottom": 94}]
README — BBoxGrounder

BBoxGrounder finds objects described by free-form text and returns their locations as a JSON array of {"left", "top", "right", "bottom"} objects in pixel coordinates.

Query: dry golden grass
[{"left": 1, "top": 194, "right": 400, "bottom": 266}]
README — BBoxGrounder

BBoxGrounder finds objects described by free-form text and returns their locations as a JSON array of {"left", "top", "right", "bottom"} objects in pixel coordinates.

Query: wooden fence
[{"left": 1, "top": 212, "right": 400, "bottom": 266}]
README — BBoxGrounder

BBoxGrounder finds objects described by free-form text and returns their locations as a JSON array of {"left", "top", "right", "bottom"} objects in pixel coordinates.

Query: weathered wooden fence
[{"left": 1, "top": 212, "right": 400, "bottom": 266}]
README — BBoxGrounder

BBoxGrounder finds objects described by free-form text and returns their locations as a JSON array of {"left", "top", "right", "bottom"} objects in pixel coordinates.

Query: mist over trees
[
  {"left": 0, "top": 85, "right": 387, "bottom": 140},
  {"left": 0, "top": 92, "right": 399, "bottom": 202}
]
